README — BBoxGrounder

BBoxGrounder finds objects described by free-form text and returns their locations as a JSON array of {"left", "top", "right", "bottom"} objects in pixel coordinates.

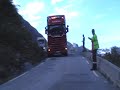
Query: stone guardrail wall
[{"left": 82, "top": 51, "right": 120, "bottom": 88}]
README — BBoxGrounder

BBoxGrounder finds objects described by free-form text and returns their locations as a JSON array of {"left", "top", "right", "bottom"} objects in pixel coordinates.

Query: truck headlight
[
  {"left": 65, "top": 48, "right": 67, "bottom": 50},
  {"left": 48, "top": 49, "right": 51, "bottom": 51}
]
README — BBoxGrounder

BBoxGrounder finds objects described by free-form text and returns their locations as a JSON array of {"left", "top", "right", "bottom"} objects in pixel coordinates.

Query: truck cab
[{"left": 45, "top": 15, "right": 69, "bottom": 56}]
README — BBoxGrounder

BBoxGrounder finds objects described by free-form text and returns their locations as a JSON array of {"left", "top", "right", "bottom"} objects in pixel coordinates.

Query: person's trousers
[{"left": 92, "top": 49, "right": 97, "bottom": 69}]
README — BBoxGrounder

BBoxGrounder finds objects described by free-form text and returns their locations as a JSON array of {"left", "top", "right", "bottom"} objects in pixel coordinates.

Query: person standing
[
  {"left": 82, "top": 34, "right": 85, "bottom": 52},
  {"left": 88, "top": 29, "right": 99, "bottom": 70}
]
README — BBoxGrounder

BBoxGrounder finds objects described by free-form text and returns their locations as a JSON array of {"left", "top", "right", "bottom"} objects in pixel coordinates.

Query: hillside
[
  {"left": 0, "top": 0, "right": 46, "bottom": 84},
  {"left": 20, "top": 16, "right": 44, "bottom": 41}
]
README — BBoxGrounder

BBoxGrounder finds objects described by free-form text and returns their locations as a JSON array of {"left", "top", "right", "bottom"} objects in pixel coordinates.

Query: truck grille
[{"left": 48, "top": 36, "right": 66, "bottom": 51}]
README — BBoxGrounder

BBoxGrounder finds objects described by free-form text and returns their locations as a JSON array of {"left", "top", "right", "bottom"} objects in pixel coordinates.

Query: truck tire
[
  {"left": 48, "top": 53, "right": 53, "bottom": 57},
  {"left": 63, "top": 53, "right": 68, "bottom": 56}
]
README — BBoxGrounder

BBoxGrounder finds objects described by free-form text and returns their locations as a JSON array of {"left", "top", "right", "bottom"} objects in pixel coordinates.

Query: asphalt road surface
[{"left": 0, "top": 54, "right": 119, "bottom": 90}]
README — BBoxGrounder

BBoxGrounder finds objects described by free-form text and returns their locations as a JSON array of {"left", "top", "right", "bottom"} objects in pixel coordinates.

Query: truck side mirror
[
  {"left": 45, "top": 26, "right": 47, "bottom": 30},
  {"left": 66, "top": 25, "right": 69, "bottom": 33},
  {"left": 67, "top": 25, "right": 69, "bottom": 28},
  {"left": 45, "top": 30, "right": 48, "bottom": 34},
  {"left": 45, "top": 27, "right": 48, "bottom": 34}
]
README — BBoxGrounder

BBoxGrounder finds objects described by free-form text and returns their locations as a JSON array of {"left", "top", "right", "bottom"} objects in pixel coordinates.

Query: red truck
[{"left": 45, "top": 15, "right": 69, "bottom": 56}]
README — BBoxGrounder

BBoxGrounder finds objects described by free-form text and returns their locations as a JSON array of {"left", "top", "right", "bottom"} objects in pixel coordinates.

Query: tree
[{"left": 103, "top": 46, "right": 120, "bottom": 67}]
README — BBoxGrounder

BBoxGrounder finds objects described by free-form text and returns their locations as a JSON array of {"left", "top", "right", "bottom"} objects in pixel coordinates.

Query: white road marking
[
  {"left": 82, "top": 57, "right": 84, "bottom": 58},
  {"left": 5, "top": 58, "right": 51, "bottom": 84},
  {"left": 46, "top": 58, "right": 50, "bottom": 61},
  {"left": 86, "top": 60, "right": 89, "bottom": 64},
  {"left": 104, "top": 80, "right": 108, "bottom": 83},
  {"left": 93, "top": 71, "right": 99, "bottom": 77},
  {"left": 36, "top": 58, "right": 50, "bottom": 67},
  {"left": 7, "top": 71, "right": 28, "bottom": 83},
  {"left": 40, "top": 62, "right": 44, "bottom": 65}
]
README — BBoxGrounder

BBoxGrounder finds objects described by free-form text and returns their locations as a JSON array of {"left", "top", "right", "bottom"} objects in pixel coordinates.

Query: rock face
[
  {"left": 20, "top": 16, "right": 44, "bottom": 41},
  {"left": 0, "top": 0, "right": 46, "bottom": 84},
  {"left": 20, "top": 16, "right": 47, "bottom": 48}
]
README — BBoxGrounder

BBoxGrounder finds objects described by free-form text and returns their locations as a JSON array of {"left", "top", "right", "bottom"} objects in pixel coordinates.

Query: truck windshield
[{"left": 48, "top": 25, "right": 65, "bottom": 35}]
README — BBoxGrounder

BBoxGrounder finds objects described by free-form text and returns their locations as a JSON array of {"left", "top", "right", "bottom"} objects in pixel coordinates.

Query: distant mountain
[
  {"left": 67, "top": 42, "right": 73, "bottom": 48},
  {"left": 98, "top": 49, "right": 110, "bottom": 55},
  {"left": 78, "top": 46, "right": 84, "bottom": 53},
  {"left": 67, "top": 42, "right": 84, "bottom": 54}
]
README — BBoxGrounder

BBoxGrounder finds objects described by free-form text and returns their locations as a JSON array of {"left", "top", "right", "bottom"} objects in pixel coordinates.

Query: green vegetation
[
  {"left": 0, "top": 0, "right": 46, "bottom": 84},
  {"left": 102, "top": 46, "right": 120, "bottom": 68}
]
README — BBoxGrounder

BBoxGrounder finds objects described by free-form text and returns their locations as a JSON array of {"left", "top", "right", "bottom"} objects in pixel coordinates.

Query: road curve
[{"left": 0, "top": 55, "right": 119, "bottom": 90}]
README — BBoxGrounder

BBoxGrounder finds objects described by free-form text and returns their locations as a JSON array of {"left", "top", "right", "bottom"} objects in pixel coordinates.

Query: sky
[{"left": 13, "top": 0, "right": 120, "bottom": 49}]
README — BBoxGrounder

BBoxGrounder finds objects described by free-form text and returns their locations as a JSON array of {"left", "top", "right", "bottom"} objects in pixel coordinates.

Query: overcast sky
[{"left": 13, "top": 0, "right": 120, "bottom": 49}]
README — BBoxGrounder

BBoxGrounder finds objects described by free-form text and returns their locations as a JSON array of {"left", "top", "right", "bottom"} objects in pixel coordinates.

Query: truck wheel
[
  {"left": 48, "top": 54, "right": 51, "bottom": 57},
  {"left": 63, "top": 53, "right": 68, "bottom": 56}
]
